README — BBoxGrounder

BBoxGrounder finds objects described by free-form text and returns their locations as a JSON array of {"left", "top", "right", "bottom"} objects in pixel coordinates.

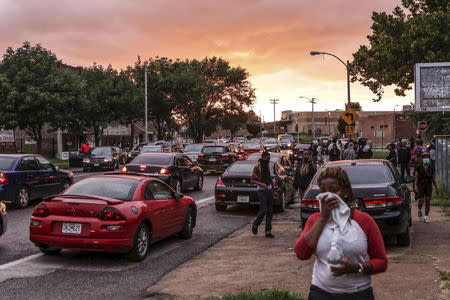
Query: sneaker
[
  {"left": 424, "top": 216, "right": 430, "bottom": 223},
  {"left": 265, "top": 232, "right": 275, "bottom": 238},
  {"left": 418, "top": 211, "right": 423, "bottom": 220},
  {"left": 251, "top": 225, "right": 258, "bottom": 235}
]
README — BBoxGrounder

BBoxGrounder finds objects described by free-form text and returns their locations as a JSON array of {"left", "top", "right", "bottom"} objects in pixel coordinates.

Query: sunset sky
[{"left": 0, "top": 0, "right": 413, "bottom": 122}]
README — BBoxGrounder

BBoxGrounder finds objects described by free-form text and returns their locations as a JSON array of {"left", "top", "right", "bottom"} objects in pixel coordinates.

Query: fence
[{"left": 435, "top": 135, "right": 450, "bottom": 197}]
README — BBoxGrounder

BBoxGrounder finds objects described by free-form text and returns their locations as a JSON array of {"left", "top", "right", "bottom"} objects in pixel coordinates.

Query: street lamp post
[
  {"left": 299, "top": 96, "right": 317, "bottom": 140},
  {"left": 310, "top": 51, "right": 351, "bottom": 106},
  {"left": 144, "top": 69, "right": 148, "bottom": 143}
]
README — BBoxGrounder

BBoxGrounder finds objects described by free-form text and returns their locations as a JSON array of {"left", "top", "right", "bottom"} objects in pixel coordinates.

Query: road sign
[
  {"left": 415, "top": 62, "right": 450, "bottom": 112},
  {"left": 340, "top": 108, "right": 359, "bottom": 125},
  {"left": 418, "top": 120, "right": 427, "bottom": 131},
  {"left": 345, "top": 126, "right": 355, "bottom": 136}
]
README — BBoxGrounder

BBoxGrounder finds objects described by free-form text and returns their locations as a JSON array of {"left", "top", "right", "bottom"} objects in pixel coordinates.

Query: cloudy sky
[{"left": 0, "top": 0, "right": 412, "bottom": 121}]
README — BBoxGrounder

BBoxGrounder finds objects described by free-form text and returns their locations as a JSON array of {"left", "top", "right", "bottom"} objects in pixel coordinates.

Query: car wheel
[
  {"left": 397, "top": 227, "right": 411, "bottom": 247},
  {"left": 128, "top": 223, "right": 150, "bottom": 261},
  {"left": 15, "top": 186, "right": 30, "bottom": 209},
  {"left": 179, "top": 208, "right": 194, "bottom": 240},
  {"left": 39, "top": 247, "right": 62, "bottom": 255},
  {"left": 194, "top": 175, "right": 203, "bottom": 191},
  {"left": 275, "top": 190, "right": 286, "bottom": 213},
  {"left": 215, "top": 203, "right": 227, "bottom": 212}
]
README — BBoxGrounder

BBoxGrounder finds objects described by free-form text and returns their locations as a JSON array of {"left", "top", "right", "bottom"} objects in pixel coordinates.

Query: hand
[
  {"left": 319, "top": 195, "right": 340, "bottom": 220},
  {"left": 330, "top": 257, "right": 358, "bottom": 277}
]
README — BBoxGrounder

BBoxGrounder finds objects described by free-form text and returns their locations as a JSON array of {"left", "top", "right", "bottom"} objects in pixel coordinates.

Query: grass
[
  {"left": 48, "top": 158, "right": 70, "bottom": 170},
  {"left": 372, "top": 151, "right": 387, "bottom": 159},
  {"left": 431, "top": 183, "right": 450, "bottom": 207},
  {"left": 204, "top": 290, "right": 305, "bottom": 300}
]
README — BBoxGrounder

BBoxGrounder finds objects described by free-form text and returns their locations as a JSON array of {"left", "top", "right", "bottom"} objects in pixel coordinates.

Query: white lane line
[
  {"left": 196, "top": 196, "right": 215, "bottom": 204},
  {"left": 0, "top": 253, "right": 43, "bottom": 270}
]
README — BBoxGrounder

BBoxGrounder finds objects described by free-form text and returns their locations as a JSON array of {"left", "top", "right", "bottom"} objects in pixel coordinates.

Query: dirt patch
[{"left": 146, "top": 205, "right": 450, "bottom": 300}]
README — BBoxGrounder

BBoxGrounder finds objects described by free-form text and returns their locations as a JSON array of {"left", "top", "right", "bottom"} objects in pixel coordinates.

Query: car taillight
[
  {"left": 0, "top": 172, "right": 8, "bottom": 184},
  {"left": 198, "top": 154, "right": 205, "bottom": 158},
  {"left": 216, "top": 177, "right": 225, "bottom": 187},
  {"left": 271, "top": 179, "right": 279, "bottom": 189},
  {"left": 99, "top": 207, "right": 126, "bottom": 221},
  {"left": 301, "top": 198, "right": 320, "bottom": 209},
  {"left": 221, "top": 154, "right": 230, "bottom": 158},
  {"left": 33, "top": 203, "right": 50, "bottom": 217},
  {"left": 363, "top": 196, "right": 403, "bottom": 209},
  {"left": 121, "top": 166, "right": 127, "bottom": 173},
  {"left": 160, "top": 167, "right": 170, "bottom": 174}
]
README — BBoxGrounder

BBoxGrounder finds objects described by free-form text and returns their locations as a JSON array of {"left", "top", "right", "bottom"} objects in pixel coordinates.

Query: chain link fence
[{"left": 435, "top": 135, "right": 450, "bottom": 196}]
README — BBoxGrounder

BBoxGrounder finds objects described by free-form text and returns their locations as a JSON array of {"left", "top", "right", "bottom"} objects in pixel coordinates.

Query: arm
[
  {"left": 414, "top": 169, "right": 419, "bottom": 192},
  {"left": 432, "top": 174, "right": 437, "bottom": 189}
]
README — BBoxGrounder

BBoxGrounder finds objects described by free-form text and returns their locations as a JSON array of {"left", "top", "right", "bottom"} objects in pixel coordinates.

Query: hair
[
  {"left": 317, "top": 167, "right": 355, "bottom": 207},
  {"left": 261, "top": 151, "right": 270, "bottom": 158}
]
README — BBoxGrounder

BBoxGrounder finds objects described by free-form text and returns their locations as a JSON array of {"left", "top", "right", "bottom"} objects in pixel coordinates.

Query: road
[{"left": 0, "top": 172, "right": 256, "bottom": 299}]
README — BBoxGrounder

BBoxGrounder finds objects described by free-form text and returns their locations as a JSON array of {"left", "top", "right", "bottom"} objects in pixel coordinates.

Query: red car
[
  {"left": 29, "top": 174, "right": 197, "bottom": 261},
  {"left": 241, "top": 143, "right": 264, "bottom": 159}
]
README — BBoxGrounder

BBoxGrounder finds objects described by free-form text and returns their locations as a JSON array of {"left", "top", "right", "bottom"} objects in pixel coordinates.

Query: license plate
[
  {"left": 237, "top": 195, "right": 250, "bottom": 203},
  {"left": 62, "top": 222, "right": 82, "bottom": 234},
  {"left": 209, "top": 158, "right": 216, "bottom": 162},
  {"left": 94, "top": 163, "right": 100, "bottom": 166}
]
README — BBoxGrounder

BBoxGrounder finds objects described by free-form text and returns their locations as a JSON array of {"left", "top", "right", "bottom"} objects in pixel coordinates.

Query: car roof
[
  {"left": 324, "top": 159, "right": 388, "bottom": 167},
  {"left": 94, "top": 174, "right": 151, "bottom": 182},
  {"left": 0, "top": 154, "right": 36, "bottom": 158},
  {"left": 139, "top": 152, "right": 177, "bottom": 157}
]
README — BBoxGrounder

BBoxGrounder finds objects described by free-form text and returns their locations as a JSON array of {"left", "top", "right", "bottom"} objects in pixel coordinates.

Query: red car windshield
[{"left": 64, "top": 177, "right": 139, "bottom": 201}]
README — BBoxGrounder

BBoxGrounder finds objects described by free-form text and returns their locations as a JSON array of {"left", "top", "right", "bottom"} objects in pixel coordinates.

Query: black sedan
[
  {"left": 122, "top": 153, "right": 204, "bottom": 193},
  {"left": 301, "top": 159, "right": 413, "bottom": 246},
  {"left": 197, "top": 144, "right": 243, "bottom": 173},
  {"left": 214, "top": 160, "right": 294, "bottom": 213},
  {"left": 0, "top": 154, "right": 74, "bottom": 208},
  {"left": 83, "top": 146, "right": 121, "bottom": 171}
]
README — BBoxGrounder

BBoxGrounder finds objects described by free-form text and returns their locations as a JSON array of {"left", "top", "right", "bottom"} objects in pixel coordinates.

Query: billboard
[
  {"left": 415, "top": 62, "right": 450, "bottom": 112},
  {"left": 0, "top": 130, "right": 15, "bottom": 147}
]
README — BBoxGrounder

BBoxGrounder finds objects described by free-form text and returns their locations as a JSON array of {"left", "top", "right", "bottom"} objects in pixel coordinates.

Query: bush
[
  {"left": 205, "top": 289, "right": 305, "bottom": 300},
  {"left": 431, "top": 183, "right": 450, "bottom": 207}
]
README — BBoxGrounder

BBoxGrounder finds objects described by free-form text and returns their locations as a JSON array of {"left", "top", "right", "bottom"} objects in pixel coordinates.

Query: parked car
[
  {"left": 301, "top": 159, "right": 413, "bottom": 246},
  {"left": 141, "top": 145, "right": 167, "bottom": 153},
  {"left": 29, "top": 174, "right": 197, "bottom": 261},
  {"left": 0, "top": 201, "right": 7, "bottom": 237},
  {"left": 83, "top": 146, "right": 121, "bottom": 171},
  {"left": 247, "top": 152, "right": 294, "bottom": 176},
  {"left": 262, "top": 138, "right": 280, "bottom": 152},
  {"left": 183, "top": 143, "right": 205, "bottom": 162},
  {"left": 126, "top": 142, "right": 151, "bottom": 162},
  {"left": 279, "top": 138, "right": 294, "bottom": 150},
  {"left": 0, "top": 154, "right": 74, "bottom": 208},
  {"left": 214, "top": 160, "right": 294, "bottom": 212},
  {"left": 290, "top": 144, "right": 312, "bottom": 162},
  {"left": 197, "top": 144, "right": 243, "bottom": 173},
  {"left": 122, "top": 153, "right": 204, "bottom": 193},
  {"left": 241, "top": 142, "right": 265, "bottom": 159}
]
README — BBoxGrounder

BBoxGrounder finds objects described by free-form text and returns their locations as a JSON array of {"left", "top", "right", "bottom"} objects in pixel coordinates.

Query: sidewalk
[{"left": 145, "top": 205, "right": 450, "bottom": 300}]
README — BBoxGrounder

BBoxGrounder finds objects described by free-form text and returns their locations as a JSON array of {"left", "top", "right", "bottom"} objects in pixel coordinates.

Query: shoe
[
  {"left": 424, "top": 216, "right": 430, "bottom": 223},
  {"left": 251, "top": 225, "right": 258, "bottom": 235},
  {"left": 418, "top": 211, "right": 423, "bottom": 220},
  {"left": 265, "top": 232, "right": 275, "bottom": 238}
]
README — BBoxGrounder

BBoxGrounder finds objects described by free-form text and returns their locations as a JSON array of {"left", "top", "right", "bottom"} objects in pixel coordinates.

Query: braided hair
[{"left": 317, "top": 166, "right": 356, "bottom": 209}]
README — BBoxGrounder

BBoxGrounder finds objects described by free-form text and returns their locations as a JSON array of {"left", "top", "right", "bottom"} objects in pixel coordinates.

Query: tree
[
  {"left": 0, "top": 42, "right": 83, "bottom": 153},
  {"left": 350, "top": 0, "right": 450, "bottom": 101},
  {"left": 246, "top": 110, "right": 262, "bottom": 136},
  {"left": 221, "top": 111, "right": 249, "bottom": 136},
  {"left": 345, "top": 102, "right": 362, "bottom": 111},
  {"left": 405, "top": 111, "right": 450, "bottom": 136}
]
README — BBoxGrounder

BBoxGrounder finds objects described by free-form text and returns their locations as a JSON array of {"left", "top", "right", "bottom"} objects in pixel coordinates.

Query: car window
[
  {"left": 36, "top": 156, "right": 55, "bottom": 171},
  {"left": 91, "top": 147, "right": 112, "bottom": 156},
  {"left": 226, "top": 163, "right": 275, "bottom": 176},
  {"left": 131, "top": 155, "right": 174, "bottom": 165},
  {"left": 64, "top": 177, "right": 138, "bottom": 201},
  {"left": 20, "top": 157, "right": 40, "bottom": 171},
  {"left": 177, "top": 157, "right": 190, "bottom": 166},
  {"left": 0, "top": 157, "right": 17, "bottom": 170},
  {"left": 242, "top": 144, "right": 263, "bottom": 150},
  {"left": 146, "top": 181, "right": 173, "bottom": 200},
  {"left": 313, "top": 165, "right": 394, "bottom": 185},
  {"left": 201, "top": 146, "right": 227, "bottom": 154},
  {"left": 184, "top": 144, "right": 204, "bottom": 152}
]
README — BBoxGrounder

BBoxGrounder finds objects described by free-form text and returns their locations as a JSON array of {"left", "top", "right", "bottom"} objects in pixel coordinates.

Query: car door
[
  {"left": 19, "top": 156, "right": 43, "bottom": 199},
  {"left": 177, "top": 156, "right": 194, "bottom": 187},
  {"left": 35, "top": 156, "right": 62, "bottom": 196}
]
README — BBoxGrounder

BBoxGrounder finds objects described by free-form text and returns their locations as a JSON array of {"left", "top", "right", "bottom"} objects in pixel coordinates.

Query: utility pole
[
  {"left": 310, "top": 98, "right": 317, "bottom": 140},
  {"left": 259, "top": 110, "right": 262, "bottom": 137},
  {"left": 270, "top": 99, "right": 279, "bottom": 136},
  {"left": 144, "top": 68, "right": 148, "bottom": 143}
]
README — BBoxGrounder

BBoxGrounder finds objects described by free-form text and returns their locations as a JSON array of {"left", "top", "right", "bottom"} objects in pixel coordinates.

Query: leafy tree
[
  {"left": 0, "top": 42, "right": 83, "bottom": 153},
  {"left": 346, "top": 102, "right": 362, "bottom": 111},
  {"left": 221, "top": 111, "right": 249, "bottom": 136},
  {"left": 350, "top": 0, "right": 450, "bottom": 101},
  {"left": 246, "top": 110, "right": 262, "bottom": 136},
  {"left": 405, "top": 111, "right": 450, "bottom": 136}
]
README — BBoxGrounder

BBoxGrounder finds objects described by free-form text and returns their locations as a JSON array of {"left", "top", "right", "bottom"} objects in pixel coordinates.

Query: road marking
[
  {"left": 196, "top": 196, "right": 214, "bottom": 204},
  {"left": 0, "top": 253, "right": 43, "bottom": 270}
]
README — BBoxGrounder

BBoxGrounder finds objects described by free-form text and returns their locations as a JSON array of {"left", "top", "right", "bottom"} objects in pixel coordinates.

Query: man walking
[
  {"left": 251, "top": 152, "right": 275, "bottom": 238},
  {"left": 398, "top": 140, "right": 411, "bottom": 182},
  {"left": 414, "top": 152, "right": 437, "bottom": 223}
]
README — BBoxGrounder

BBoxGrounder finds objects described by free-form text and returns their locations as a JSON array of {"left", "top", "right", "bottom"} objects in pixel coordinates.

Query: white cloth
[{"left": 316, "top": 192, "right": 351, "bottom": 241}]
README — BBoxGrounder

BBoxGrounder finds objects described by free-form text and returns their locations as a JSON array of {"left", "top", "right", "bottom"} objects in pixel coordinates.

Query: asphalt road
[{"left": 0, "top": 172, "right": 256, "bottom": 299}]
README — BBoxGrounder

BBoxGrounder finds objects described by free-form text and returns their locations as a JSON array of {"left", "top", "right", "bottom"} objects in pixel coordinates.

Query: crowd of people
[{"left": 308, "top": 137, "right": 374, "bottom": 165}]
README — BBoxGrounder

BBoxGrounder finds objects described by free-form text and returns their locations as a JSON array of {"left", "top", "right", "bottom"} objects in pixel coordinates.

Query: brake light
[
  {"left": 99, "top": 207, "right": 126, "bottom": 221},
  {"left": 216, "top": 177, "right": 225, "bottom": 187},
  {"left": 221, "top": 154, "right": 230, "bottom": 158},
  {"left": 160, "top": 167, "right": 170, "bottom": 174},
  {"left": 363, "top": 196, "right": 403, "bottom": 209},
  {"left": 33, "top": 203, "right": 50, "bottom": 217},
  {"left": 121, "top": 166, "right": 127, "bottom": 173},
  {"left": 198, "top": 154, "right": 205, "bottom": 158},
  {"left": 0, "top": 172, "right": 8, "bottom": 184},
  {"left": 301, "top": 198, "right": 320, "bottom": 209}
]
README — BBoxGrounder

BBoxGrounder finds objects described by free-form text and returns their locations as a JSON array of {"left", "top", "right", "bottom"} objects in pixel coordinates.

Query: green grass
[
  {"left": 48, "top": 158, "right": 70, "bottom": 170},
  {"left": 204, "top": 290, "right": 305, "bottom": 300},
  {"left": 431, "top": 183, "right": 450, "bottom": 207},
  {"left": 372, "top": 151, "right": 386, "bottom": 159}
]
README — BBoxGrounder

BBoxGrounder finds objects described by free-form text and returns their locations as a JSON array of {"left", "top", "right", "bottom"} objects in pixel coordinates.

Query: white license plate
[
  {"left": 62, "top": 222, "right": 82, "bottom": 234},
  {"left": 209, "top": 158, "right": 216, "bottom": 162},
  {"left": 237, "top": 195, "right": 250, "bottom": 203},
  {"left": 94, "top": 163, "right": 100, "bottom": 166}
]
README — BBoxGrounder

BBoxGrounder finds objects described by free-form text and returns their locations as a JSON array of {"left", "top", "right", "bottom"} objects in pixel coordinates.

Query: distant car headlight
[
  {"left": 83, "top": 158, "right": 90, "bottom": 163},
  {"left": 0, "top": 202, "right": 6, "bottom": 214},
  {"left": 104, "top": 157, "right": 113, "bottom": 163},
  {"left": 287, "top": 143, "right": 291, "bottom": 147},
  {"left": 127, "top": 153, "right": 131, "bottom": 157}
]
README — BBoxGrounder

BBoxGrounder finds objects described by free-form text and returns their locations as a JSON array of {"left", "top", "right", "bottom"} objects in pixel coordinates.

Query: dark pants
[
  {"left": 400, "top": 163, "right": 410, "bottom": 182},
  {"left": 308, "top": 285, "right": 374, "bottom": 300},
  {"left": 253, "top": 189, "right": 273, "bottom": 233}
]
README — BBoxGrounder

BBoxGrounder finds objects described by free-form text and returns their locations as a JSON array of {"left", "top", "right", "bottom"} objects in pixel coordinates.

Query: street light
[
  {"left": 299, "top": 96, "right": 317, "bottom": 140},
  {"left": 310, "top": 51, "right": 351, "bottom": 106}
]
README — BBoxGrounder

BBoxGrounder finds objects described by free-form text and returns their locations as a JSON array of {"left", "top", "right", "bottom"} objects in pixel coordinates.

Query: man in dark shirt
[
  {"left": 414, "top": 152, "right": 437, "bottom": 223},
  {"left": 385, "top": 143, "right": 397, "bottom": 168},
  {"left": 397, "top": 140, "right": 411, "bottom": 183}
]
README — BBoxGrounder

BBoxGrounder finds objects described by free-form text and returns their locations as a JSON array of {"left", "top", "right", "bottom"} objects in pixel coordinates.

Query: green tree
[
  {"left": 221, "top": 111, "right": 249, "bottom": 137},
  {"left": 246, "top": 110, "right": 262, "bottom": 136},
  {"left": 0, "top": 42, "right": 83, "bottom": 153},
  {"left": 350, "top": 0, "right": 450, "bottom": 101},
  {"left": 405, "top": 111, "right": 450, "bottom": 136}
]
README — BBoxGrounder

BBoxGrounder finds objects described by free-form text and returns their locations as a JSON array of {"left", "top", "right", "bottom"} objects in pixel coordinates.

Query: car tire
[
  {"left": 128, "top": 223, "right": 150, "bottom": 261},
  {"left": 15, "top": 186, "right": 30, "bottom": 209},
  {"left": 397, "top": 227, "right": 411, "bottom": 247},
  {"left": 215, "top": 203, "right": 227, "bottom": 212},
  {"left": 194, "top": 175, "right": 203, "bottom": 191},
  {"left": 39, "top": 247, "right": 62, "bottom": 255},
  {"left": 275, "top": 190, "right": 287, "bottom": 213},
  {"left": 179, "top": 208, "right": 194, "bottom": 240}
]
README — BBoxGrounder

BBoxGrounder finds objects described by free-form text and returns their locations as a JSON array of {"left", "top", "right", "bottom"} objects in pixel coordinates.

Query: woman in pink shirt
[{"left": 295, "top": 167, "right": 387, "bottom": 299}]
